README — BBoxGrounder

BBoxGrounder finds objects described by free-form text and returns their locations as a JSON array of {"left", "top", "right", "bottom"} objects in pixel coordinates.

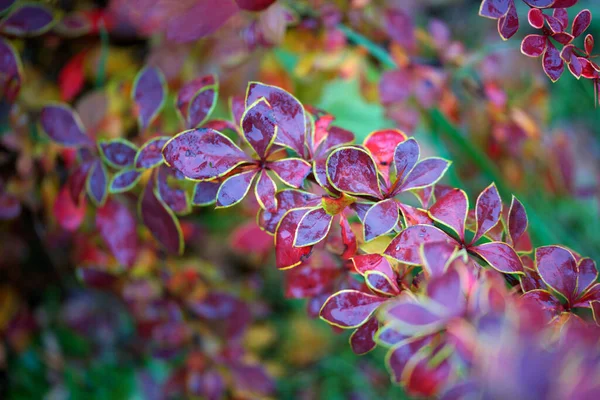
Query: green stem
[{"left": 337, "top": 24, "right": 397, "bottom": 69}]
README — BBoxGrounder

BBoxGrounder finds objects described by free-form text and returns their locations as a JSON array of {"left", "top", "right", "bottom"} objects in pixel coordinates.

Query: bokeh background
[{"left": 1, "top": 0, "right": 599, "bottom": 398}]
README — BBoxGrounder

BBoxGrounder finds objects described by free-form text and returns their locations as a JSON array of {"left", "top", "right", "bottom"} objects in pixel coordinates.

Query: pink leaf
[
  {"left": 392, "top": 138, "right": 419, "bottom": 186},
  {"left": 421, "top": 241, "right": 458, "bottom": 278},
  {"left": 498, "top": 1, "right": 519, "bottom": 40},
  {"left": 96, "top": 198, "right": 138, "bottom": 267},
  {"left": 54, "top": 184, "right": 86, "bottom": 231},
  {"left": 364, "top": 129, "right": 407, "bottom": 177},
  {"left": 508, "top": 196, "right": 528, "bottom": 247},
  {"left": 320, "top": 290, "right": 386, "bottom": 328}
]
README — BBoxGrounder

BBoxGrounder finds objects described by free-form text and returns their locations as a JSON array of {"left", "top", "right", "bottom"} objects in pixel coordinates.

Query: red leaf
[
  {"left": 284, "top": 263, "right": 339, "bottom": 299},
  {"left": 235, "top": 0, "right": 276, "bottom": 11},
  {"left": 229, "top": 221, "right": 273, "bottom": 258},
  {"left": 429, "top": 189, "right": 468, "bottom": 241},
  {"left": 350, "top": 316, "right": 379, "bottom": 355},
  {"left": 99, "top": 139, "right": 138, "bottom": 169},
  {"left": 385, "top": 225, "right": 449, "bottom": 265},
  {"left": 216, "top": 169, "right": 258, "bottom": 208},
  {"left": 572, "top": 9, "right": 591, "bottom": 38},
  {"left": 54, "top": 184, "right": 86, "bottom": 231},
  {"left": 188, "top": 87, "right": 217, "bottom": 129},
  {"left": 473, "top": 183, "right": 501, "bottom": 243},
  {"left": 275, "top": 208, "right": 313, "bottom": 269},
  {"left": 352, "top": 253, "right": 395, "bottom": 279},
  {"left": 59, "top": 51, "right": 86, "bottom": 102},
  {"left": 528, "top": 8, "right": 545, "bottom": 29},
  {"left": 255, "top": 170, "right": 277, "bottom": 211},
  {"left": 132, "top": 66, "right": 166, "bottom": 130},
  {"left": 40, "top": 104, "right": 93, "bottom": 147},
  {"left": 0, "top": 191, "right": 20, "bottom": 220},
  {"left": 163, "top": 128, "right": 250, "bottom": 180},
  {"left": 242, "top": 98, "right": 276, "bottom": 160},
  {"left": 96, "top": 198, "right": 138, "bottom": 267},
  {"left": 339, "top": 215, "right": 357, "bottom": 259},
  {"left": 470, "top": 242, "right": 524, "bottom": 275},
  {"left": 192, "top": 181, "right": 220, "bottom": 206},
  {"left": 320, "top": 290, "right": 386, "bottom": 328},
  {"left": 585, "top": 34, "right": 594, "bottom": 55},
  {"left": 521, "top": 34, "right": 547, "bottom": 57},
  {"left": 363, "top": 199, "right": 399, "bottom": 242},
  {"left": 135, "top": 136, "right": 169, "bottom": 170},
  {"left": 327, "top": 147, "right": 382, "bottom": 198},
  {"left": 553, "top": 8, "right": 569, "bottom": 30},
  {"left": 139, "top": 175, "right": 183, "bottom": 254},
  {"left": 364, "top": 129, "right": 407, "bottom": 178},
  {"left": 68, "top": 162, "right": 93, "bottom": 203},
  {"left": 268, "top": 158, "right": 311, "bottom": 188},
  {"left": 386, "top": 337, "right": 431, "bottom": 384},
  {"left": 404, "top": 345, "right": 453, "bottom": 397},
  {"left": 294, "top": 208, "right": 333, "bottom": 247},
  {"left": 188, "top": 292, "right": 250, "bottom": 340},
  {"left": 246, "top": 82, "right": 306, "bottom": 155},
  {"left": 542, "top": 41, "right": 565, "bottom": 82}
]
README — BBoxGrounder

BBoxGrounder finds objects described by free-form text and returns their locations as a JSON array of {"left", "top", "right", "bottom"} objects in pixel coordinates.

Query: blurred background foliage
[{"left": 1, "top": 0, "right": 599, "bottom": 398}]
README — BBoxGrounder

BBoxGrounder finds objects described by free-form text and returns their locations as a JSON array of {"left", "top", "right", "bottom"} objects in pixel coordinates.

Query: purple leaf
[
  {"left": 176, "top": 75, "right": 217, "bottom": 128},
  {"left": 470, "top": 242, "right": 524, "bottom": 275},
  {"left": 96, "top": 198, "right": 138, "bottom": 267},
  {"left": 385, "top": 225, "right": 449, "bottom": 265},
  {"left": 294, "top": 208, "right": 333, "bottom": 247},
  {"left": 320, "top": 290, "right": 386, "bottom": 328},
  {"left": 164, "top": 0, "right": 239, "bottom": 43},
  {"left": 365, "top": 270, "right": 400, "bottom": 296},
  {"left": 269, "top": 158, "right": 311, "bottom": 188},
  {"left": 498, "top": 0, "right": 519, "bottom": 40},
  {"left": 255, "top": 170, "right": 277, "bottom": 211},
  {"left": 543, "top": 41, "right": 565, "bottom": 82},
  {"left": 86, "top": 159, "right": 108, "bottom": 206},
  {"left": 0, "top": 4, "right": 54, "bottom": 36},
  {"left": 363, "top": 199, "right": 399, "bottom": 242},
  {"left": 246, "top": 82, "right": 306, "bottom": 155},
  {"left": 68, "top": 161, "right": 93, "bottom": 203},
  {"left": 384, "top": 8, "right": 415, "bottom": 49},
  {"left": 139, "top": 174, "right": 183, "bottom": 254},
  {"left": 0, "top": 38, "right": 21, "bottom": 102},
  {"left": 242, "top": 98, "right": 276, "bottom": 160},
  {"left": 157, "top": 165, "right": 190, "bottom": 215},
  {"left": 275, "top": 208, "right": 313, "bottom": 269},
  {"left": 508, "top": 196, "right": 528, "bottom": 247},
  {"left": 572, "top": 9, "right": 591, "bottom": 38},
  {"left": 192, "top": 181, "right": 221, "bottom": 206},
  {"left": 521, "top": 35, "right": 547, "bottom": 57},
  {"left": 386, "top": 337, "right": 430, "bottom": 384},
  {"left": 132, "top": 66, "right": 166, "bottom": 131},
  {"left": 0, "top": 0, "right": 16, "bottom": 14},
  {"left": 577, "top": 258, "right": 598, "bottom": 297},
  {"left": 109, "top": 169, "right": 141, "bottom": 193},
  {"left": 327, "top": 147, "right": 382, "bottom": 198},
  {"left": 99, "top": 139, "right": 138, "bottom": 169},
  {"left": 386, "top": 302, "right": 445, "bottom": 334},
  {"left": 479, "top": 0, "right": 511, "bottom": 19},
  {"left": 393, "top": 138, "right": 419, "bottom": 185},
  {"left": 473, "top": 183, "right": 501, "bottom": 243},
  {"left": 216, "top": 169, "right": 257, "bottom": 208},
  {"left": 163, "top": 128, "right": 250, "bottom": 180},
  {"left": 188, "top": 86, "right": 217, "bottom": 128},
  {"left": 258, "top": 189, "right": 320, "bottom": 234},
  {"left": 398, "top": 158, "right": 450, "bottom": 192},
  {"left": 135, "top": 136, "right": 169, "bottom": 170},
  {"left": 40, "top": 104, "right": 93, "bottom": 147}
]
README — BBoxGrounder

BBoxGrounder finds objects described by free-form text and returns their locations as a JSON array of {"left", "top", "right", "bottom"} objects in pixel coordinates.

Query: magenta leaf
[
  {"left": 429, "top": 188, "right": 468, "bottom": 241},
  {"left": 521, "top": 290, "right": 562, "bottom": 316},
  {"left": 386, "top": 302, "right": 445, "bottom": 334},
  {"left": 0, "top": 4, "right": 54, "bottom": 36},
  {"left": 385, "top": 225, "right": 449, "bottom": 265},
  {"left": 392, "top": 138, "right": 419, "bottom": 185},
  {"left": 157, "top": 165, "right": 190, "bottom": 215},
  {"left": 176, "top": 75, "right": 217, "bottom": 128},
  {"left": 255, "top": 170, "right": 277, "bottom": 211},
  {"left": 275, "top": 208, "right": 313, "bottom": 269},
  {"left": 132, "top": 66, "right": 166, "bottom": 131},
  {"left": 216, "top": 169, "right": 257, "bottom": 208},
  {"left": 352, "top": 254, "right": 395, "bottom": 280},
  {"left": 508, "top": 196, "right": 528, "bottom": 247},
  {"left": 96, "top": 198, "right": 138, "bottom": 267},
  {"left": 386, "top": 337, "right": 430, "bottom": 384},
  {"left": 99, "top": 139, "right": 138, "bottom": 169},
  {"left": 426, "top": 269, "right": 465, "bottom": 314},
  {"left": 40, "top": 104, "right": 93, "bottom": 147},
  {"left": 284, "top": 263, "right": 339, "bottom": 299},
  {"left": 54, "top": 184, "right": 86, "bottom": 231},
  {"left": 192, "top": 181, "right": 221, "bottom": 206},
  {"left": 135, "top": 136, "right": 169, "bottom": 170},
  {"left": 86, "top": 159, "right": 108, "bottom": 206},
  {"left": 535, "top": 246, "right": 578, "bottom": 303},
  {"left": 320, "top": 290, "right": 386, "bottom": 328},
  {"left": 139, "top": 175, "right": 183, "bottom": 254},
  {"left": 327, "top": 147, "right": 382, "bottom": 198},
  {"left": 577, "top": 258, "right": 598, "bottom": 296},
  {"left": 294, "top": 208, "right": 334, "bottom": 247},
  {"left": 350, "top": 316, "right": 379, "bottom": 355},
  {"left": 379, "top": 70, "right": 412, "bottom": 105},
  {"left": 242, "top": 98, "right": 276, "bottom": 160},
  {"left": 68, "top": 162, "right": 93, "bottom": 203},
  {"left": 528, "top": 8, "right": 545, "bottom": 29},
  {"left": 421, "top": 241, "right": 458, "bottom": 278},
  {"left": 365, "top": 271, "right": 400, "bottom": 297},
  {"left": 498, "top": 1, "right": 519, "bottom": 40},
  {"left": 0, "top": 38, "right": 21, "bottom": 103},
  {"left": 543, "top": 41, "right": 565, "bottom": 82},
  {"left": 384, "top": 8, "right": 415, "bottom": 49},
  {"left": 473, "top": 183, "right": 501, "bottom": 243},
  {"left": 363, "top": 199, "right": 400, "bottom": 242},
  {"left": 470, "top": 242, "right": 524, "bottom": 275},
  {"left": 164, "top": 0, "right": 239, "bottom": 43},
  {"left": 163, "top": 128, "right": 250, "bottom": 180},
  {"left": 398, "top": 158, "right": 450, "bottom": 192},
  {"left": 109, "top": 169, "right": 141, "bottom": 193},
  {"left": 246, "top": 82, "right": 306, "bottom": 155},
  {"left": 269, "top": 158, "right": 311, "bottom": 188},
  {"left": 521, "top": 35, "right": 547, "bottom": 57},
  {"left": 235, "top": 0, "right": 276, "bottom": 11},
  {"left": 572, "top": 9, "right": 591, "bottom": 38}
]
